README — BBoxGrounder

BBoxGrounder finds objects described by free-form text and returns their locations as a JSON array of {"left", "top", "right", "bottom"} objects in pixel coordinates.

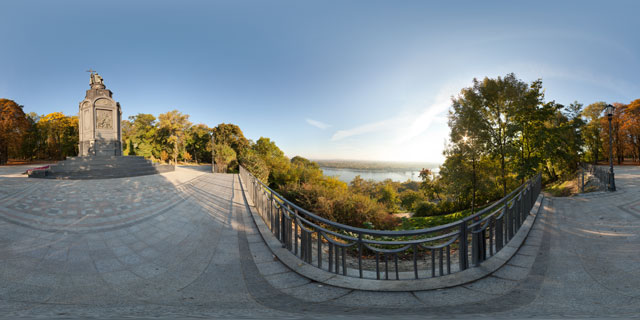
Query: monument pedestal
[
  {"left": 78, "top": 72, "right": 122, "bottom": 156},
  {"left": 35, "top": 156, "right": 175, "bottom": 180}
]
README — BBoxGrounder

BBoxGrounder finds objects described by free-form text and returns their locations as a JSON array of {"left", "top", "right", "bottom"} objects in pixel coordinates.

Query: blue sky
[{"left": 1, "top": 1, "right": 639, "bottom": 163}]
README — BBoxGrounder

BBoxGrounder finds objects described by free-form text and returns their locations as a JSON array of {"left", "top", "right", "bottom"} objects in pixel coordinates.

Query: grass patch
[{"left": 545, "top": 179, "right": 576, "bottom": 197}]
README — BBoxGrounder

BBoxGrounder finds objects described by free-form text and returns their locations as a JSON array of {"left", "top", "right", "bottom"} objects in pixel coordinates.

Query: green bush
[{"left": 413, "top": 201, "right": 437, "bottom": 217}]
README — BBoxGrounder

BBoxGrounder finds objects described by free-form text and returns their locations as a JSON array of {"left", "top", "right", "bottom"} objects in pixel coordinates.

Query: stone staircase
[{"left": 33, "top": 156, "right": 175, "bottom": 179}]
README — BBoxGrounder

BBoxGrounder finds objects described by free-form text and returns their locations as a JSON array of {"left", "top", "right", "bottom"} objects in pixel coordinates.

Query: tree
[
  {"left": 157, "top": 110, "right": 192, "bottom": 164},
  {"left": 582, "top": 102, "right": 606, "bottom": 164},
  {"left": 622, "top": 99, "right": 640, "bottom": 162},
  {"left": 38, "top": 112, "right": 78, "bottom": 160},
  {"left": 126, "top": 113, "right": 157, "bottom": 158},
  {"left": 185, "top": 124, "right": 212, "bottom": 164},
  {"left": 449, "top": 85, "right": 492, "bottom": 213},
  {"left": 0, "top": 99, "right": 29, "bottom": 164},
  {"left": 253, "top": 137, "right": 291, "bottom": 187},
  {"left": 214, "top": 143, "right": 236, "bottom": 173},
  {"left": 239, "top": 148, "right": 269, "bottom": 182},
  {"left": 213, "top": 123, "right": 249, "bottom": 157}
]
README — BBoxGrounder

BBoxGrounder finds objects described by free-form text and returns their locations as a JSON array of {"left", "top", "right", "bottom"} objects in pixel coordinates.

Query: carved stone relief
[
  {"left": 95, "top": 98, "right": 112, "bottom": 107},
  {"left": 96, "top": 109, "right": 113, "bottom": 130}
]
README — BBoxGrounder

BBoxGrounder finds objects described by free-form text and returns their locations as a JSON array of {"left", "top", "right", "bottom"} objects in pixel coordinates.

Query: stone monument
[
  {"left": 78, "top": 70, "right": 122, "bottom": 156},
  {"left": 27, "top": 71, "right": 175, "bottom": 179}
]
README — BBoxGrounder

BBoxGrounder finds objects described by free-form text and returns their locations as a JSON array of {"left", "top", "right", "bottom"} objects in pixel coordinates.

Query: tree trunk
[{"left": 471, "top": 154, "right": 476, "bottom": 214}]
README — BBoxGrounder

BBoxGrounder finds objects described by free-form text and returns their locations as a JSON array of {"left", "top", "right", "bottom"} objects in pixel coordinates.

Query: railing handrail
[{"left": 241, "top": 166, "right": 537, "bottom": 236}]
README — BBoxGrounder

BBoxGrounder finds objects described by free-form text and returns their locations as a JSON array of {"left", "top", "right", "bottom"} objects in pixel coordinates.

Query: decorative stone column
[{"left": 78, "top": 71, "right": 122, "bottom": 156}]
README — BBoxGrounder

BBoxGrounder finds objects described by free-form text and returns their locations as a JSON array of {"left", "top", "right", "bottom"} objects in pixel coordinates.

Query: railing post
[
  {"left": 459, "top": 221, "right": 468, "bottom": 270},
  {"left": 495, "top": 206, "right": 504, "bottom": 251}
]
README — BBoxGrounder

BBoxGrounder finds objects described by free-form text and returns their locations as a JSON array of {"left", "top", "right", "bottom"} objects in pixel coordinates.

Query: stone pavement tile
[
  {"left": 256, "top": 260, "right": 291, "bottom": 276},
  {"left": 335, "top": 290, "right": 423, "bottom": 307},
  {"left": 0, "top": 262, "right": 31, "bottom": 281},
  {"left": 129, "top": 240, "right": 148, "bottom": 252},
  {"left": 22, "top": 272, "right": 61, "bottom": 288},
  {"left": 94, "top": 258, "right": 125, "bottom": 273},
  {"left": 251, "top": 245, "right": 277, "bottom": 263},
  {"left": 463, "top": 275, "right": 518, "bottom": 295},
  {"left": 413, "top": 285, "right": 497, "bottom": 306},
  {"left": 5, "top": 256, "right": 40, "bottom": 271},
  {"left": 46, "top": 247, "right": 68, "bottom": 262},
  {"left": 110, "top": 245, "right": 135, "bottom": 257},
  {"left": 65, "top": 258, "right": 97, "bottom": 274},
  {"left": 100, "top": 269, "right": 144, "bottom": 285},
  {"left": 34, "top": 259, "right": 68, "bottom": 275},
  {"left": 246, "top": 233, "right": 264, "bottom": 244},
  {"left": 88, "top": 247, "right": 117, "bottom": 261},
  {"left": 47, "top": 284, "right": 113, "bottom": 305},
  {"left": 515, "top": 244, "right": 539, "bottom": 257},
  {"left": 523, "top": 234, "right": 543, "bottom": 246},
  {"left": 3, "top": 283, "right": 54, "bottom": 303},
  {"left": 105, "top": 237, "right": 124, "bottom": 248},
  {"left": 69, "top": 274, "right": 105, "bottom": 287},
  {"left": 130, "top": 263, "right": 168, "bottom": 279},
  {"left": 507, "top": 253, "right": 537, "bottom": 268},
  {"left": 21, "top": 246, "right": 49, "bottom": 259},
  {"left": 264, "top": 271, "right": 311, "bottom": 289},
  {"left": 118, "top": 253, "right": 145, "bottom": 266},
  {"left": 280, "top": 282, "right": 351, "bottom": 303},
  {"left": 491, "top": 264, "right": 530, "bottom": 281},
  {"left": 87, "top": 240, "right": 108, "bottom": 251},
  {"left": 138, "top": 247, "right": 161, "bottom": 260}
]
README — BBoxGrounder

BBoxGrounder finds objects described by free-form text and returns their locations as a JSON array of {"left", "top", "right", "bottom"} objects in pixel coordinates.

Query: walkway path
[{"left": 0, "top": 165, "right": 638, "bottom": 318}]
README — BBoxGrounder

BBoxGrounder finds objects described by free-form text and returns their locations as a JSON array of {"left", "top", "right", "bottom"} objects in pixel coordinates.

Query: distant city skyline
[{"left": 2, "top": 1, "right": 639, "bottom": 163}]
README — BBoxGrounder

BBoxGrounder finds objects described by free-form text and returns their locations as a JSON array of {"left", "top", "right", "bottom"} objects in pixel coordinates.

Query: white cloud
[
  {"left": 395, "top": 89, "right": 454, "bottom": 144},
  {"left": 306, "top": 118, "right": 332, "bottom": 130},
  {"left": 330, "top": 84, "right": 458, "bottom": 144},
  {"left": 331, "top": 118, "right": 400, "bottom": 141}
]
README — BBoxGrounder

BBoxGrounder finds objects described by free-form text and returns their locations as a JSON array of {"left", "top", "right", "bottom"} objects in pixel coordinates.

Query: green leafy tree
[
  {"left": 157, "top": 110, "right": 192, "bottom": 164},
  {"left": 185, "top": 124, "right": 212, "bottom": 163},
  {"left": 582, "top": 102, "right": 605, "bottom": 164},
  {"left": 214, "top": 143, "right": 236, "bottom": 173},
  {"left": 239, "top": 148, "right": 269, "bottom": 182}
]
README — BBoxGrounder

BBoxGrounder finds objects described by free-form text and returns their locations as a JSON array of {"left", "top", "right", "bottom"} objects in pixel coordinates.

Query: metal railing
[
  {"left": 239, "top": 166, "right": 541, "bottom": 280},
  {"left": 582, "top": 163, "right": 614, "bottom": 191}
]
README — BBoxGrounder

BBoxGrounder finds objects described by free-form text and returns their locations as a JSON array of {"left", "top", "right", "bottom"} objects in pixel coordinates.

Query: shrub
[{"left": 413, "top": 201, "right": 437, "bottom": 217}]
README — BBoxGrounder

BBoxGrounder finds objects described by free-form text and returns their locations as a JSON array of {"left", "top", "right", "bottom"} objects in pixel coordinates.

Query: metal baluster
[
  {"left": 431, "top": 250, "right": 435, "bottom": 277},
  {"left": 328, "top": 243, "right": 333, "bottom": 273},
  {"left": 358, "top": 234, "right": 363, "bottom": 278},
  {"left": 446, "top": 245, "right": 451, "bottom": 274},
  {"left": 342, "top": 247, "right": 347, "bottom": 276},
  {"left": 439, "top": 248, "right": 444, "bottom": 276},
  {"left": 375, "top": 252, "right": 380, "bottom": 280},
  {"left": 385, "top": 254, "right": 389, "bottom": 280},
  {"left": 394, "top": 254, "right": 399, "bottom": 280},
  {"left": 335, "top": 245, "right": 340, "bottom": 275},
  {"left": 459, "top": 221, "right": 468, "bottom": 270},
  {"left": 489, "top": 218, "right": 494, "bottom": 256},
  {"left": 413, "top": 244, "right": 418, "bottom": 279},
  {"left": 317, "top": 232, "right": 322, "bottom": 268}
]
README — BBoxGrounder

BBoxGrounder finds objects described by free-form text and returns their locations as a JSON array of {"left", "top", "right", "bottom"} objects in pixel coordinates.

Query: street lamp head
[{"left": 605, "top": 104, "right": 615, "bottom": 117}]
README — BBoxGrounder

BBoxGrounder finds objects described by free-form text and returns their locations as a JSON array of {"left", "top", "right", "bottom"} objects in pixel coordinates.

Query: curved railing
[
  {"left": 582, "top": 163, "right": 614, "bottom": 191},
  {"left": 239, "top": 166, "right": 541, "bottom": 280}
]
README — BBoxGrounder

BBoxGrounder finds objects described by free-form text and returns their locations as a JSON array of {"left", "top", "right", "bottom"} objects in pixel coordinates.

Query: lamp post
[{"left": 605, "top": 104, "right": 616, "bottom": 191}]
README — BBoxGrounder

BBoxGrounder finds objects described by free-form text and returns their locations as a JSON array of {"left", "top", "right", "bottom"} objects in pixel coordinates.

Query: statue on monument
[
  {"left": 93, "top": 73, "right": 103, "bottom": 85},
  {"left": 86, "top": 69, "right": 104, "bottom": 87}
]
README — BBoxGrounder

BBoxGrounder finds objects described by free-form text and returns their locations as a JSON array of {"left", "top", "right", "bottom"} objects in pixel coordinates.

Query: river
[{"left": 320, "top": 167, "right": 438, "bottom": 183}]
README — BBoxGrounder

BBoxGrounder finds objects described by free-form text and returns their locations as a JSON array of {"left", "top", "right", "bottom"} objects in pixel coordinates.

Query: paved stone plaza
[{"left": 0, "top": 165, "right": 639, "bottom": 318}]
